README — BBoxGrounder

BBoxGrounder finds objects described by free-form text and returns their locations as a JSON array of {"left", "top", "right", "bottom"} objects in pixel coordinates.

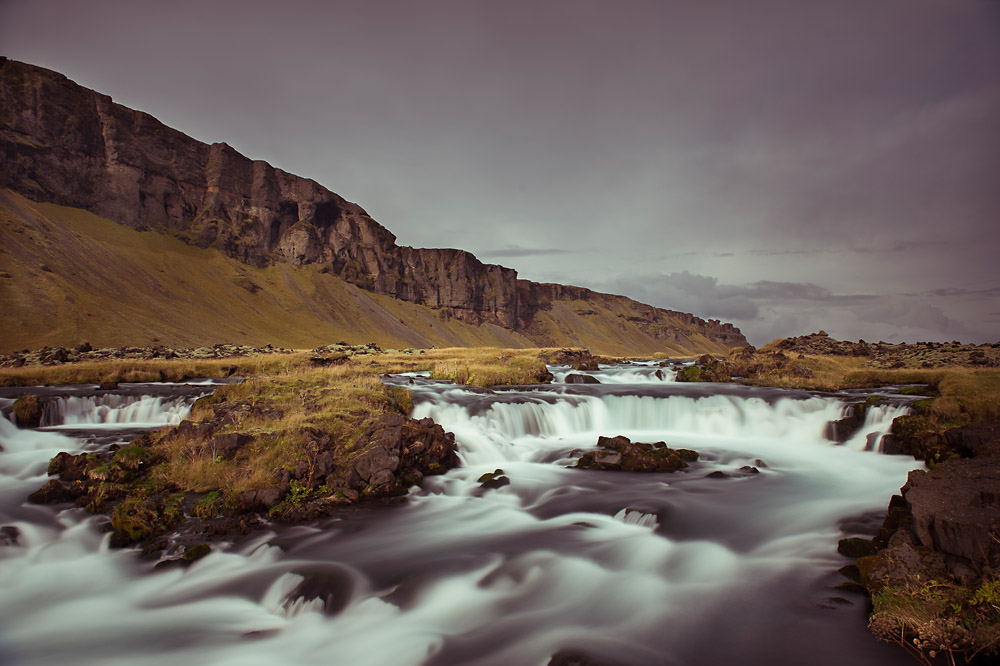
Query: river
[{"left": 0, "top": 364, "right": 921, "bottom": 665}]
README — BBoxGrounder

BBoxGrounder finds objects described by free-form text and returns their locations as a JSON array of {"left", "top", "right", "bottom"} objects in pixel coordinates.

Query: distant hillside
[{"left": 0, "top": 58, "right": 746, "bottom": 354}]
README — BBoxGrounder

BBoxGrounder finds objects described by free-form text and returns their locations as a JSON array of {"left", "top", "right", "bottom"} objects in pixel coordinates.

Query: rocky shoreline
[{"left": 839, "top": 421, "right": 1000, "bottom": 661}]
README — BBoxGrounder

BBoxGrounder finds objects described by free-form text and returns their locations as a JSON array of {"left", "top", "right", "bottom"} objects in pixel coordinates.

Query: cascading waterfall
[
  {"left": 40, "top": 394, "right": 194, "bottom": 429},
  {"left": 550, "top": 360, "right": 679, "bottom": 384},
  {"left": 0, "top": 370, "right": 921, "bottom": 666}
]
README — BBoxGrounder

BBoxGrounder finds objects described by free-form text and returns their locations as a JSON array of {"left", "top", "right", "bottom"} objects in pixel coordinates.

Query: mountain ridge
[{"left": 0, "top": 58, "right": 746, "bottom": 351}]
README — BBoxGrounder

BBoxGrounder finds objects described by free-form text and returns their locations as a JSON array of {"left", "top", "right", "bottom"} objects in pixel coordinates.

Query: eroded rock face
[
  {"left": 0, "top": 59, "right": 748, "bottom": 345},
  {"left": 324, "top": 414, "right": 459, "bottom": 497},
  {"left": 0, "top": 60, "right": 517, "bottom": 326},
  {"left": 902, "top": 457, "right": 1000, "bottom": 570}
]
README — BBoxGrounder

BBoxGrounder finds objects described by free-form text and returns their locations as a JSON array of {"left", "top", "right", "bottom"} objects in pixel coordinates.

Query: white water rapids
[{"left": 0, "top": 370, "right": 923, "bottom": 665}]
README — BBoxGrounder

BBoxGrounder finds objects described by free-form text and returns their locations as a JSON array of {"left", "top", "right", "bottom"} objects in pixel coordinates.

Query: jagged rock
[
  {"left": 941, "top": 422, "right": 1000, "bottom": 457},
  {"left": 902, "top": 456, "right": 1000, "bottom": 570},
  {"left": 334, "top": 414, "right": 458, "bottom": 496},
  {"left": 235, "top": 483, "right": 290, "bottom": 511},
  {"left": 47, "top": 451, "right": 89, "bottom": 482}
]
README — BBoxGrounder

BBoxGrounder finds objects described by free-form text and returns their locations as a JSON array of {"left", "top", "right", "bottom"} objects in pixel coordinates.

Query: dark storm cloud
[
  {"left": 925, "top": 287, "right": 1000, "bottom": 298},
  {"left": 1, "top": 0, "right": 997, "bottom": 343},
  {"left": 478, "top": 246, "right": 571, "bottom": 259},
  {"left": 600, "top": 272, "right": 875, "bottom": 321},
  {"left": 595, "top": 270, "right": 986, "bottom": 345}
]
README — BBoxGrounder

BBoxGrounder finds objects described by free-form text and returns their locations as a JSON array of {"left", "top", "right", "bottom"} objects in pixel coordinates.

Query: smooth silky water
[{"left": 0, "top": 370, "right": 921, "bottom": 665}]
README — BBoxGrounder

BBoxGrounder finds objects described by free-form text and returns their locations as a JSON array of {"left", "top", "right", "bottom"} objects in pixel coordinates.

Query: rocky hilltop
[{"left": 0, "top": 58, "right": 744, "bottom": 349}]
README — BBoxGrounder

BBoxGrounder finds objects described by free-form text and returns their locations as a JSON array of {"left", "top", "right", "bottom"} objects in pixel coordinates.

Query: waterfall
[
  {"left": 40, "top": 394, "right": 195, "bottom": 429},
  {"left": 550, "top": 361, "right": 679, "bottom": 384}
]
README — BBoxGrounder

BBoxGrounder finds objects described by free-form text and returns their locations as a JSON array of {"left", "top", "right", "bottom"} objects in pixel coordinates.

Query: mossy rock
[
  {"left": 111, "top": 497, "right": 159, "bottom": 546},
  {"left": 676, "top": 366, "right": 702, "bottom": 382},
  {"left": 838, "top": 537, "right": 880, "bottom": 559},
  {"left": 12, "top": 394, "right": 43, "bottom": 428}
]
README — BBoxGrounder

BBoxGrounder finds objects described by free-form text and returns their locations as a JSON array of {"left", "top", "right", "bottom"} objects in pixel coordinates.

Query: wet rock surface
[{"left": 575, "top": 435, "right": 698, "bottom": 473}]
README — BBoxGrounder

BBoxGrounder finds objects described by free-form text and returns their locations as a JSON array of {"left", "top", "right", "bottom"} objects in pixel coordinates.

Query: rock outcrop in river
[{"left": 0, "top": 58, "right": 745, "bottom": 349}]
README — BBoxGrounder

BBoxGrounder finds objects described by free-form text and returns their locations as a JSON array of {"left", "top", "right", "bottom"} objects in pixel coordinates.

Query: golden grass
[{"left": 0, "top": 354, "right": 307, "bottom": 387}]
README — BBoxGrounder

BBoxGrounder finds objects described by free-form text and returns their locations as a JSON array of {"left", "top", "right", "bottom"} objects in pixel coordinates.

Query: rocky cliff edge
[{"left": 0, "top": 58, "right": 745, "bottom": 348}]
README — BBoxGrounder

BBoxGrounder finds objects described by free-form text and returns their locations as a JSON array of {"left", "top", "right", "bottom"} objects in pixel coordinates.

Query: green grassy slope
[{"left": 0, "top": 191, "right": 730, "bottom": 356}]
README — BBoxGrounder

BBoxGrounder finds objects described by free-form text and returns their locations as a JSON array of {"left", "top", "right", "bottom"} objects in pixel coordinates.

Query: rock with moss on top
[{"left": 575, "top": 435, "right": 698, "bottom": 473}]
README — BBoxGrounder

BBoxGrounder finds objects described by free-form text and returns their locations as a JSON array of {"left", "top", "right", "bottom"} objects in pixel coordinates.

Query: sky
[{"left": 2, "top": 0, "right": 998, "bottom": 345}]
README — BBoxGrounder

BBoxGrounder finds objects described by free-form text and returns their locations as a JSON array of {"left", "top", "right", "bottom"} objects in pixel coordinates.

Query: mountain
[{"left": 0, "top": 58, "right": 746, "bottom": 355}]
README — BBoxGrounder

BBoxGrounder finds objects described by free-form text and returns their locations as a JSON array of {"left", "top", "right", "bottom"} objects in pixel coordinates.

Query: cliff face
[{"left": 0, "top": 58, "right": 745, "bottom": 347}]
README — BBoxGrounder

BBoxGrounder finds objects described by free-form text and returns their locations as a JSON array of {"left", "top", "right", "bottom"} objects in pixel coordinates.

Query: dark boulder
[
  {"left": 47, "top": 451, "right": 91, "bottom": 482},
  {"left": 477, "top": 469, "right": 511, "bottom": 489},
  {"left": 576, "top": 436, "right": 697, "bottom": 473},
  {"left": 209, "top": 432, "right": 253, "bottom": 458},
  {"left": 235, "top": 483, "right": 290, "bottom": 511},
  {"left": 902, "top": 455, "right": 1000, "bottom": 571},
  {"left": 838, "top": 537, "right": 880, "bottom": 559},
  {"left": 28, "top": 479, "right": 78, "bottom": 504},
  {"left": 564, "top": 373, "right": 600, "bottom": 384}
]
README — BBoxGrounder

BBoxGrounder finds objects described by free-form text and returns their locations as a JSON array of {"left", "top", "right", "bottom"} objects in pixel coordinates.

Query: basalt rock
[
  {"left": 326, "top": 414, "right": 459, "bottom": 497},
  {"left": 564, "top": 373, "right": 600, "bottom": 384},
  {"left": 575, "top": 435, "right": 698, "bottom": 473},
  {"left": 902, "top": 455, "right": 1000, "bottom": 572},
  {"left": 0, "top": 59, "right": 748, "bottom": 347}
]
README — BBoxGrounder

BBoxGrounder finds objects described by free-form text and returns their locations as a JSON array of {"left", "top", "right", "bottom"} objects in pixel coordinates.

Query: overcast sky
[{"left": 3, "top": 0, "right": 998, "bottom": 345}]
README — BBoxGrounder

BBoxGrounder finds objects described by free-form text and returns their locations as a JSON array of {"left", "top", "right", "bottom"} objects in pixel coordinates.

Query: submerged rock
[{"left": 477, "top": 469, "right": 511, "bottom": 489}]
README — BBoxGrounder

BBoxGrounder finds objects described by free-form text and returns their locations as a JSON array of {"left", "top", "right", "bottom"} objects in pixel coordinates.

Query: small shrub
[{"left": 192, "top": 491, "right": 221, "bottom": 519}]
